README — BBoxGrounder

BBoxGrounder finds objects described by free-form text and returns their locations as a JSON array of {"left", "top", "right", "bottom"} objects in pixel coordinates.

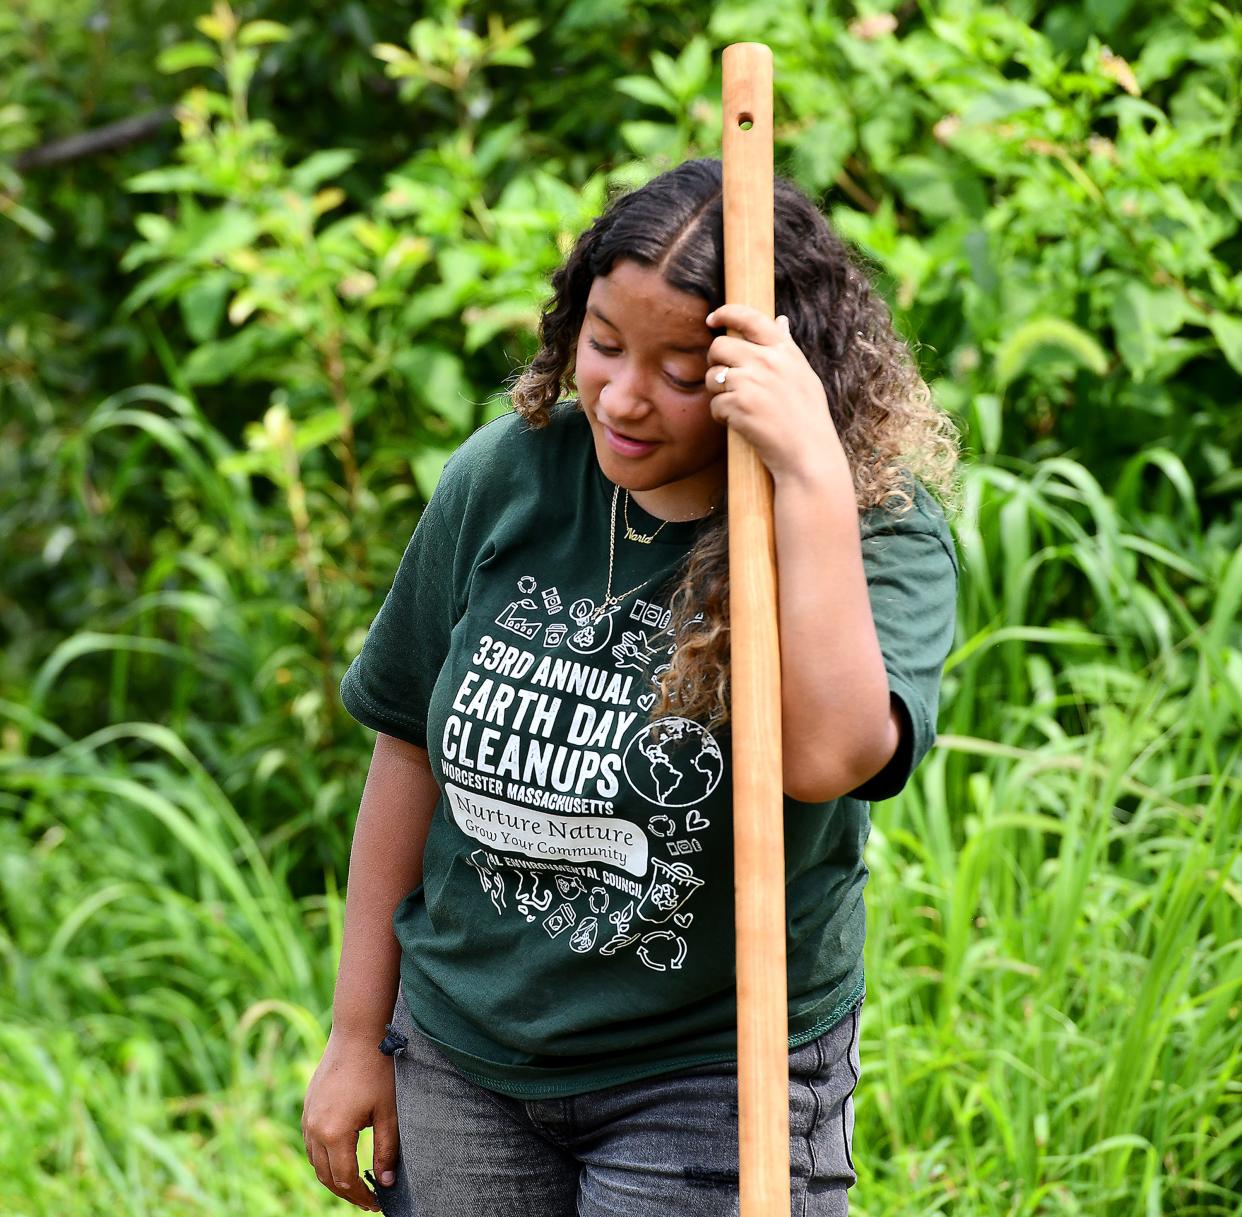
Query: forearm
[
  {"left": 331, "top": 732, "right": 439, "bottom": 1042},
  {"left": 772, "top": 449, "right": 897, "bottom": 801}
]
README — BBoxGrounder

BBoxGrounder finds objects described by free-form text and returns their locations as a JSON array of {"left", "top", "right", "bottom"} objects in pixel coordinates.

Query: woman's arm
[
  {"left": 302, "top": 732, "right": 440, "bottom": 1212},
  {"left": 771, "top": 451, "right": 899, "bottom": 803},
  {"left": 702, "top": 305, "right": 901, "bottom": 802},
  {"left": 331, "top": 731, "right": 439, "bottom": 1040}
]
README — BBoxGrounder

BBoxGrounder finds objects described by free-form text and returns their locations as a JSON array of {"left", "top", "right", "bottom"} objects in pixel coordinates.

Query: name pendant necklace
[
  {"left": 585, "top": 485, "right": 657, "bottom": 629},
  {"left": 585, "top": 485, "right": 715, "bottom": 630},
  {"left": 623, "top": 490, "right": 669, "bottom": 544}
]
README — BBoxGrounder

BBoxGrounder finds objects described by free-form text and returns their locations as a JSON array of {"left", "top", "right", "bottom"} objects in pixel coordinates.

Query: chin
[{"left": 595, "top": 446, "right": 646, "bottom": 487}]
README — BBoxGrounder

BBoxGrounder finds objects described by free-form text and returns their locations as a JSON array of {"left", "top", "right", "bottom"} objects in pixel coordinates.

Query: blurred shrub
[{"left": 4, "top": 0, "right": 1237, "bottom": 759}]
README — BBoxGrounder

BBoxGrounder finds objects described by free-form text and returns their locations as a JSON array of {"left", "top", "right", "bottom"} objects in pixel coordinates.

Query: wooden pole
[{"left": 722, "top": 42, "right": 788, "bottom": 1217}]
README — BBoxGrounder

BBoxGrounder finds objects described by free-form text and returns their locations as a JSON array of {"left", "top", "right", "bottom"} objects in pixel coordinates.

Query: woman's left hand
[{"left": 704, "top": 303, "right": 844, "bottom": 484}]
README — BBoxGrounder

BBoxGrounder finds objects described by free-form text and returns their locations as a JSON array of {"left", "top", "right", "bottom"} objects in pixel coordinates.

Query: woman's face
[{"left": 574, "top": 259, "right": 727, "bottom": 520}]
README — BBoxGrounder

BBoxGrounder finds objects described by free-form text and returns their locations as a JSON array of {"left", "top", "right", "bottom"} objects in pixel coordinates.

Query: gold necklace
[
  {"left": 590, "top": 486, "right": 663, "bottom": 623},
  {"left": 623, "top": 491, "right": 670, "bottom": 544},
  {"left": 591, "top": 486, "right": 719, "bottom": 624},
  {"left": 622, "top": 489, "right": 719, "bottom": 543}
]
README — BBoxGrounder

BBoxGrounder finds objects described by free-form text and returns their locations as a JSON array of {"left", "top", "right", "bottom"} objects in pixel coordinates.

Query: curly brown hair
[{"left": 508, "top": 157, "right": 960, "bottom": 730}]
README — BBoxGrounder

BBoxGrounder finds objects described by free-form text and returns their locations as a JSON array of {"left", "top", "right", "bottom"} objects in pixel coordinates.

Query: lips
[{"left": 603, "top": 425, "right": 658, "bottom": 457}]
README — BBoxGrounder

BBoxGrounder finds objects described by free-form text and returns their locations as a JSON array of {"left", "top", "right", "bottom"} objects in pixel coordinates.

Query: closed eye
[
  {"left": 588, "top": 337, "right": 705, "bottom": 389},
  {"left": 593, "top": 337, "right": 710, "bottom": 389}
]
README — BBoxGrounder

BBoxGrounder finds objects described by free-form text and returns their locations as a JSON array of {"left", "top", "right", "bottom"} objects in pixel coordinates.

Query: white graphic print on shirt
[{"left": 441, "top": 573, "right": 719, "bottom": 972}]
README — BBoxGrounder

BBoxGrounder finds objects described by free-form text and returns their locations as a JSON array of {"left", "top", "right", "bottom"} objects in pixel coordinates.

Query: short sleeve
[
  {"left": 339, "top": 493, "right": 458, "bottom": 748},
  {"left": 845, "top": 491, "right": 959, "bottom": 802}
]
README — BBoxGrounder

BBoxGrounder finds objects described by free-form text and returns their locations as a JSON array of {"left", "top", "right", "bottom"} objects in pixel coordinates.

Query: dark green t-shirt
[{"left": 340, "top": 401, "right": 958, "bottom": 1097}]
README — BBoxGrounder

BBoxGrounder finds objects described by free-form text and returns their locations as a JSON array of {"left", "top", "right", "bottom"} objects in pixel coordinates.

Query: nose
[{"left": 599, "top": 366, "right": 653, "bottom": 421}]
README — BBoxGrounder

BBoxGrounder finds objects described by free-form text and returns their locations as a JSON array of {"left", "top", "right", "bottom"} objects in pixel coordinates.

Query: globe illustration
[{"left": 622, "top": 716, "right": 723, "bottom": 808}]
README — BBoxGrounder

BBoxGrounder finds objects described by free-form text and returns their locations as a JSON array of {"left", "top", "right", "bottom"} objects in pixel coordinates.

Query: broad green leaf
[
  {"left": 560, "top": 0, "right": 625, "bottom": 31},
  {"left": 619, "top": 120, "right": 681, "bottom": 158},
  {"left": 371, "top": 42, "right": 412, "bottom": 66},
  {"left": 858, "top": 103, "right": 915, "bottom": 170},
  {"left": 182, "top": 327, "right": 290, "bottom": 385},
  {"left": 438, "top": 246, "right": 486, "bottom": 293},
  {"left": 648, "top": 39, "right": 711, "bottom": 103},
  {"left": 119, "top": 263, "right": 188, "bottom": 314},
  {"left": 963, "top": 83, "right": 1053, "bottom": 124},
  {"left": 189, "top": 210, "right": 261, "bottom": 263},
  {"left": 195, "top": 12, "right": 233, "bottom": 42},
  {"left": 290, "top": 408, "right": 347, "bottom": 455},
  {"left": 289, "top": 149, "right": 357, "bottom": 193},
  {"left": 401, "top": 283, "right": 465, "bottom": 331},
  {"left": 1133, "top": 27, "right": 1198, "bottom": 85},
  {"left": 126, "top": 167, "right": 208, "bottom": 194},
  {"left": 498, "top": 17, "right": 540, "bottom": 46},
  {"left": 1147, "top": 336, "right": 1216, "bottom": 381},
  {"left": 393, "top": 345, "right": 474, "bottom": 429},
  {"left": 889, "top": 154, "right": 986, "bottom": 221},
  {"left": 791, "top": 118, "right": 855, "bottom": 193},
  {"left": 487, "top": 47, "right": 534, "bottom": 68},
  {"left": 216, "top": 447, "right": 277, "bottom": 478},
  {"left": 650, "top": 50, "right": 683, "bottom": 100},
  {"left": 155, "top": 42, "right": 218, "bottom": 73},
  {"left": 0, "top": 102, "right": 30, "bottom": 129},
  {"left": 475, "top": 119, "right": 526, "bottom": 178},
  {"left": 238, "top": 20, "right": 292, "bottom": 47},
  {"left": 679, "top": 37, "right": 712, "bottom": 96},
  {"left": 1206, "top": 312, "right": 1242, "bottom": 376},
  {"left": 1110, "top": 281, "right": 1191, "bottom": 378},
  {"left": 615, "top": 76, "right": 678, "bottom": 115},
  {"left": 133, "top": 213, "right": 174, "bottom": 245},
  {"left": 1219, "top": 180, "right": 1242, "bottom": 223},
  {"left": 179, "top": 271, "right": 232, "bottom": 344},
  {"left": 1086, "top": 0, "right": 1134, "bottom": 35},
  {"left": 463, "top": 302, "right": 539, "bottom": 353}
]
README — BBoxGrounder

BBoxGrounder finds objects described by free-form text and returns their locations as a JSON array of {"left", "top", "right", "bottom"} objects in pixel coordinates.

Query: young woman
[{"left": 302, "top": 157, "right": 960, "bottom": 1216}]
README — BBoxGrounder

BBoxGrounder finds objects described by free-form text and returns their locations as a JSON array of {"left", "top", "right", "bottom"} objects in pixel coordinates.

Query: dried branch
[{"left": 14, "top": 108, "right": 174, "bottom": 172}]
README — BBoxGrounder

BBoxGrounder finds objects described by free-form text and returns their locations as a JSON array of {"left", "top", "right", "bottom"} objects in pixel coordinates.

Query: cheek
[
  {"left": 669, "top": 403, "right": 727, "bottom": 455},
  {"left": 574, "top": 340, "right": 602, "bottom": 389}
]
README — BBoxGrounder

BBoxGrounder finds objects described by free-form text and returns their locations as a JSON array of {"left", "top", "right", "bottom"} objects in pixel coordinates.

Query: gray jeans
[{"left": 367, "top": 982, "right": 863, "bottom": 1217}]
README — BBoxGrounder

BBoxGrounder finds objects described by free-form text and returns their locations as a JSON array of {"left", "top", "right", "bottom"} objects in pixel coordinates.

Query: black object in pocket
[{"left": 363, "top": 1167, "right": 402, "bottom": 1216}]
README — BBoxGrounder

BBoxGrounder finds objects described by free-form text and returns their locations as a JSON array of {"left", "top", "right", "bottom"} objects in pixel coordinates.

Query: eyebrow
[{"left": 587, "top": 305, "right": 710, "bottom": 354}]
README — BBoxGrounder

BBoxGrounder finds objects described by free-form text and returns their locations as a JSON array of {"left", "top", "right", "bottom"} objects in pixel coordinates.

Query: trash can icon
[{"left": 637, "top": 858, "right": 703, "bottom": 925}]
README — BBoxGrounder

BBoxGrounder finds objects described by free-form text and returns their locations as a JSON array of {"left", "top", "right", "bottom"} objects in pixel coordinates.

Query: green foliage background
[{"left": 1, "top": 1, "right": 1239, "bottom": 1214}]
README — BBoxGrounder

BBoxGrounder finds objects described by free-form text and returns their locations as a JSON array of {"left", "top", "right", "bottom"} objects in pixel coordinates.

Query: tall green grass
[{"left": 864, "top": 627, "right": 1239, "bottom": 1212}]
